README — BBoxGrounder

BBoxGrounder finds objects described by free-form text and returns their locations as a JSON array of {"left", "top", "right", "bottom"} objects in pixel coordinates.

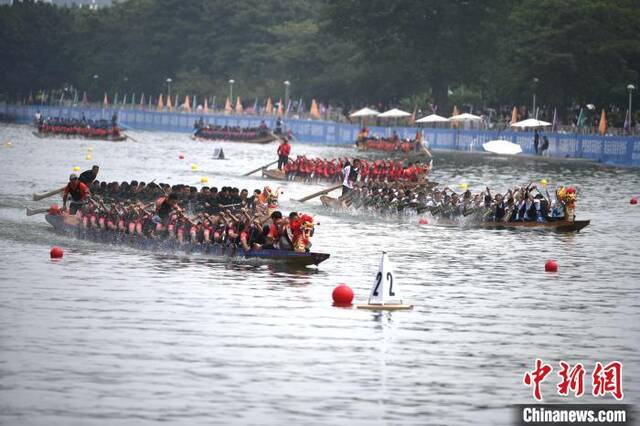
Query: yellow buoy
[
  {"left": 87, "top": 147, "right": 93, "bottom": 152},
  {"left": 85, "top": 155, "right": 93, "bottom": 161},
  {"left": 200, "top": 176, "right": 208, "bottom": 183},
  {"left": 4, "top": 141, "right": 12, "bottom": 148},
  {"left": 73, "top": 166, "right": 81, "bottom": 172},
  {"left": 540, "top": 178, "right": 548, "bottom": 187},
  {"left": 191, "top": 164, "right": 198, "bottom": 171},
  {"left": 459, "top": 182, "right": 468, "bottom": 191}
]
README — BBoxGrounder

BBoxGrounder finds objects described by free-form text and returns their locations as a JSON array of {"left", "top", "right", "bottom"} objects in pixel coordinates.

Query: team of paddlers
[
  {"left": 325, "top": 178, "right": 578, "bottom": 223},
  {"left": 193, "top": 119, "right": 271, "bottom": 141},
  {"left": 356, "top": 128, "right": 429, "bottom": 154},
  {"left": 55, "top": 166, "right": 316, "bottom": 253},
  {"left": 280, "top": 155, "right": 430, "bottom": 183},
  {"left": 35, "top": 113, "right": 123, "bottom": 139}
]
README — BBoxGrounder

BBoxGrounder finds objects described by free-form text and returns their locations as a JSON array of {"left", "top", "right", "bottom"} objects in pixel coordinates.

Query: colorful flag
[
  {"left": 410, "top": 106, "right": 417, "bottom": 125},
  {"left": 192, "top": 95, "right": 197, "bottom": 110},
  {"left": 235, "top": 96, "right": 243, "bottom": 113},
  {"left": 81, "top": 91, "right": 88, "bottom": 105},
  {"left": 252, "top": 98, "right": 258, "bottom": 113},
  {"left": 157, "top": 94, "right": 164, "bottom": 110},
  {"left": 310, "top": 99, "right": 321, "bottom": 119},
  {"left": 576, "top": 108, "right": 585, "bottom": 127},
  {"left": 551, "top": 108, "right": 558, "bottom": 132},
  {"left": 225, "top": 97, "right": 233, "bottom": 113},
  {"left": 204, "top": 98, "right": 209, "bottom": 113},
  {"left": 103, "top": 93, "right": 109, "bottom": 107},
  {"left": 277, "top": 98, "right": 283, "bottom": 117},
  {"left": 598, "top": 109, "right": 607, "bottom": 135},
  {"left": 167, "top": 94, "right": 173, "bottom": 111},
  {"left": 183, "top": 95, "right": 191, "bottom": 111},
  {"left": 265, "top": 98, "right": 273, "bottom": 114},
  {"left": 211, "top": 96, "right": 216, "bottom": 111},
  {"left": 510, "top": 106, "right": 518, "bottom": 124},
  {"left": 623, "top": 109, "right": 630, "bottom": 133},
  {"left": 140, "top": 93, "right": 145, "bottom": 106}
]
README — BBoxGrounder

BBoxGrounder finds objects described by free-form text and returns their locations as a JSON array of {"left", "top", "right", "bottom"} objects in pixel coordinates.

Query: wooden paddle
[
  {"left": 33, "top": 187, "right": 64, "bottom": 201},
  {"left": 243, "top": 160, "right": 278, "bottom": 176},
  {"left": 26, "top": 207, "right": 50, "bottom": 216},
  {"left": 297, "top": 183, "right": 342, "bottom": 203},
  {"left": 126, "top": 135, "right": 141, "bottom": 143}
]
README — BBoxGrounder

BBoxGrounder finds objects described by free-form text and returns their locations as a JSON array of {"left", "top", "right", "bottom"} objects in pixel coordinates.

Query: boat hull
[
  {"left": 33, "top": 131, "right": 127, "bottom": 142},
  {"left": 192, "top": 132, "right": 278, "bottom": 144},
  {"left": 45, "top": 214, "right": 330, "bottom": 266}
]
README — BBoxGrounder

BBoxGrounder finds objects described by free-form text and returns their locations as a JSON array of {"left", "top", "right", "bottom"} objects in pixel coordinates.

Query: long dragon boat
[
  {"left": 45, "top": 214, "right": 330, "bottom": 267},
  {"left": 192, "top": 128, "right": 278, "bottom": 144},
  {"left": 33, "top": 129, "right": 127, "bottom": 142},
  {"left": 318, "top": 195, "right": 590, "bottom": 233}
]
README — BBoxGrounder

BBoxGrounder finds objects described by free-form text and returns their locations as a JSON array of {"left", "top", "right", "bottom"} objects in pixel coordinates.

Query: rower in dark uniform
[
  {"left": 79, "top": 165, "right": 99, "bottom": 186},
  {"left": 153, "top": 193, "right": 180, "bottom": 224},
  {"left": 63, "top": 173, "right": 90, "bottom": 214}
]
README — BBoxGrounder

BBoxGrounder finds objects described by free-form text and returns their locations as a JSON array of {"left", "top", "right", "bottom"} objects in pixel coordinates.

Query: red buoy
[
  {"left": 631, "top": 197, "right": 638, "bottom": 205},
  {"left": 332, "top": 284, "right": 354, "bottom": 306},
  {"left": 48, "top": 203, "right": 61, "bottom": 215},
  {"left": 545, "top": 260, "right": 558, "bottom": 272},
  {"left": 418, "top": 218, "right": 429, "bottom": 225},
  {"left": 50, "top": 246, "right": 64, "bottom": 259},
  {"left": 179, "top": 154, "right": 185, "bottom": 160}
]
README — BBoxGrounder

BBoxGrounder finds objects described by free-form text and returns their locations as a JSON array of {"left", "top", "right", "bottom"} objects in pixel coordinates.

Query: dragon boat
[
  {"left": 318, "top": 195, "right": 589, "bottom": 233},
  {"left": 33, "top": 129, "right": 127, "bottom": 142},
  {"left": 192, "top": 128, "right": 278, "bottom": 144},
  {"left": 45, "top": 213, "right": 330, "bottom": 267}
]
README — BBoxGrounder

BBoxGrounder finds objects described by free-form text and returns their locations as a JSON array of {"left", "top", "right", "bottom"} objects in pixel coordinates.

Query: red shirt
[
  {"left": 63, "top": 181, "right": 90, "bottom": 201},
  {"left": 277, "top": 142, "right": 291, "bottom": 156}
]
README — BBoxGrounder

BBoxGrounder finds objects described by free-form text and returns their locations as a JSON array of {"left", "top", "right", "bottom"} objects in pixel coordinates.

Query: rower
[
  {"left": 341, "top": 159, "right": 360, "bottom": 197},
  {"left": 63, "top": 173, "right": 90, "bottom": 214},
  {"left": 277, "top": 138, "right": 291, "bottom": 170},
  {"left": 153, "top": 193, "right": 180, "bottom": 224},
  {"left": 79, "top": 165, "right": 99, "bottom": 186}
]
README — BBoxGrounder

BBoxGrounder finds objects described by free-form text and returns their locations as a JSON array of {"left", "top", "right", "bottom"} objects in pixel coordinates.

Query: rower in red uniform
[
  {"left": 63, "top": 173, "right": 90, "bottom": 215},
  {"left": 277, "top": 138, "right": 292, "bottom": 170}
]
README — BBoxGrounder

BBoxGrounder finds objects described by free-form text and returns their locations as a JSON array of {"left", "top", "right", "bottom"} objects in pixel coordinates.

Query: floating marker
[
  {"left": 191, "top": 164, "right": 198, "bottom": 170},
  {"left": 332, "top": 284, "right": 354, "bottom": 306},
  {"left": 87, "top": 147, "right": 93, "bottom": 152},
  {"left": 50, "top": 246, "right": 64, "bottom": 259},
  {"left": 212, "top": 148, "right": 225, "bottom": 160},
  {"left": 85, "top": 155, "right": 93, "bottom": 161},
  {"left": 200, "top": 176, "right": 208, "bottom": 183},
  {"left": 459, "top": 182, "right": 468, "bottom": 191},
  {"left": 631, "top": 197, "right": 638, "bottom": 205},
  {"left": 179, "top": 154, "right": 185, "bottom": 159},
  {"left": 4, "top": 141, "right": 12, "bottom": 147},
  {"left": 357, "top": 252, "right": 413, "bottom": 311},
  {"left": 418, "top": 218, "right": 429, "bottom": 225},
  {"left": 73, "top": 166, "right": 80, "bottom": 172},
  {"left": 540, "top": 178, "right": 548, "bottom": 187},
  {"left": 545, "top": 260, "right": 558, "bottom": 272}
]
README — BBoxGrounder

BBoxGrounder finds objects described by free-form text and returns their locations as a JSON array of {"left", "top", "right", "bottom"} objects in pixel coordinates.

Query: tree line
[{"left": 1, "top": 0, "right": 639, "bottom": 123}]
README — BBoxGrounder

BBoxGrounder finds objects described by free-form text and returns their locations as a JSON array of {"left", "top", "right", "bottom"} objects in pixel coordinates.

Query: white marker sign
[{"left": 368, "top": 252, "right": 402, "bottom": 305}]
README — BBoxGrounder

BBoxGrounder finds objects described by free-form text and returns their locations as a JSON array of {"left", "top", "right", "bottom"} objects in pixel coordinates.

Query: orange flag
[
  {"left": 451, "top": 105, "right": 460, "bottom": 128},
  {"left": 277, "top": 98, "right": 283, "bottom": 117},
  {"left": 203, "top": 98, "right": 209, "bottom": 113},
  {"left": 310, "top": 99, "right": 321, "bottom": 119},
  {"left": 510, "top": 106, "right": 518, "bottom": 124},
  {"left": 103, "top": 93, "right": 109, "bottom": 107},
  {"left": 224, "top": 97, "right": 233, "bottom": 113},
  {"left": 265, "top": 98, "right": 273, "bottom": 114},
  {"left": 157, "top": 94, "right": 164, "bottom": 110},
  {"left": 410, "top": 106, "right": 417, "bottom": 124},
  {"left": 183, "top": 95, "right": 191, "bottom": 111},
  {"left": 166, "top": 95, "right": 173, "bottom": 111},
  {"left": 235, "top": 96, "right": 243, "bottom": 113},
  {"left": 599, "top": 109, "right": 607, "bottom": 135}
]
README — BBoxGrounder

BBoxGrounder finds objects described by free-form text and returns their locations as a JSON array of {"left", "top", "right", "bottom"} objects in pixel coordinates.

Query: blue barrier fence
[{"left": 4, "top": 103, "right": 640, "bottom": 167}]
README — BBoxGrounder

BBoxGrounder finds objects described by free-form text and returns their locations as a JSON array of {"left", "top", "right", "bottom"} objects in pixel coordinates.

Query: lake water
[{"left": 1, "top": 124, "right": 639, "bottom": 425}]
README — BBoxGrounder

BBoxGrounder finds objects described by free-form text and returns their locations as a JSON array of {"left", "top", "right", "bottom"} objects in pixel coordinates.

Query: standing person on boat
[
  {"left": 533, "top": 129, "right": 540, "bottom": 155},
  {"left": 341, "top": 159, "right": 360, "bottom": 197},
  {"left": 540, "top": 136, "right": 549, "bottom": 156},
  {"left": 277, "top": 138, "right": 291, "bottom": 170},
  {"left": 79, "top": 165, "right": 99, "bottom": 186},
  {"left": 275, "top": 118, "right": 283, "bottom": 135},
  {"left": 63, "top": 174, "right": 90, "bottom": 215}
]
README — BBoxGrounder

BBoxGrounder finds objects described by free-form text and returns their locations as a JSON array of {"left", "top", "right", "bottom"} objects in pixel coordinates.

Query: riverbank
[{"left": 3, "top": 103, "right": 639, "bottom": 167}]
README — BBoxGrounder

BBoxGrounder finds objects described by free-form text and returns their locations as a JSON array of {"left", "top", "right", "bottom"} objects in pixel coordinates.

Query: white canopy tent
[
  {"left": 416, "top": 114, "right": 449, "bottom": 123},
  {"left": 483, "top": 139, "right": 523, "bottom": 155},
  {"left": 378, "top": 108, "right": 411, "bottom": 118},
  {"left": 449, "top": 112, "right": 482, "bottom": 121},
  {"left": 350, "top": 107, "right": 380, "bottom": 117},
  {"left": 511, "top": 118, "right": 552, "bottom": 128}
]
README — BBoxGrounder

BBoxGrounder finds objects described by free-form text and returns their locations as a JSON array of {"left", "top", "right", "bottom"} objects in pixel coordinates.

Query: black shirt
[{"left": 79, "top": 170, "right": 97, "bottom": 186}]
